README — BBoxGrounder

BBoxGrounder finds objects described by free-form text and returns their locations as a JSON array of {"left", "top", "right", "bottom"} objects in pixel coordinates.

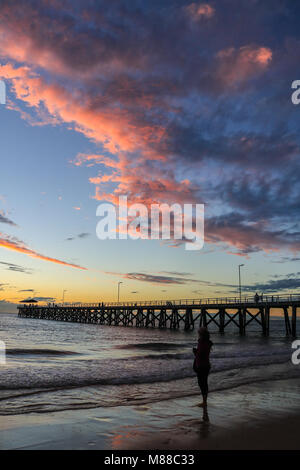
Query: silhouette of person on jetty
[{"left": 193, "top": 327, "right": 213, "bottom": 420}]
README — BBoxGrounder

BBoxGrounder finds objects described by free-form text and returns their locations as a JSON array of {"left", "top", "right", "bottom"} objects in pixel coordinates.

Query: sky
[{"left": 0, "top": 0, "right": 300, "bottom": 312}]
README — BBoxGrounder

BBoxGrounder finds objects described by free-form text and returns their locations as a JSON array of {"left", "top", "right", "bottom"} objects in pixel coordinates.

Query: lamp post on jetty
[
  {"left": 118, "top": 282, "right": 123, "bottom": 303},
  {"left": 238, "top": 264, "right": 244, "bottom": 302},
  {"left": 62, "top": 289, "right": 67, "bottom": 305}
]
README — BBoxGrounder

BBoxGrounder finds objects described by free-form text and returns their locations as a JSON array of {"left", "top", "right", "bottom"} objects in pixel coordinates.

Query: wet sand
[{"left": 1, "top": 378, "right": 300, "bottom": 450}]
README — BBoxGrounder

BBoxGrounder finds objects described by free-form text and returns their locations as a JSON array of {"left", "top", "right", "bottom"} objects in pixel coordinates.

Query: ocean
[{"left": 0, "top": 313, "right": 299, "bottom": 416}]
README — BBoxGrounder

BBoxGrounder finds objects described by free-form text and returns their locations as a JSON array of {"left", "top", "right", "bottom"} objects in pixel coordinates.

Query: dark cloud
[
  {"left": 66, "top": 232, "right": 90, "bottom": 241},
  {"left": 33, "top": 297, "right": 56, "bottom": 302},
  {"left": 20, "top": 296, "right": 56, "bottom": 303},
  {"left": 271, "top": 257, "right": 300, "bottom": 264},
  {"left": 0, "top": 214, "right": 17, "bottom": 226},
  {"left": 0, "top": 261, "right": 32, "bottom": 274},
  {"left": 78, "top": 232, "right": 90, "bottom": 238},
  {"left": 243, "top": 276, "right": 300, "bottom": 293},
  {"left": 159, "top": 271, "right": 193, "bottom": 276},
  {"left": 125, "top": 273, "right": 198, "bottom": 285},
  {"left": 106, "top": 271, "right": 200, "bottom": 285},
  {"left": 205, "top": 213, "right": 300, "bottom": 255}
]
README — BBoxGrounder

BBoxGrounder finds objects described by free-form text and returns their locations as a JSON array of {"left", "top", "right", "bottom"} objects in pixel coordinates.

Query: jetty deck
[{"left": 18, "top": 294, "right": 300, "bottom": 336}]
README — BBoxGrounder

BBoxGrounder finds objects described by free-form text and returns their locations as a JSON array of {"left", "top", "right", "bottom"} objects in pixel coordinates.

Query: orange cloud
[
  {"left": 205, "top": 220, "right": 300, "bottom": 255},
  {"left": 0, "top": 63, "right": 192, "bottom": 221},
  {"left": 0, "top": 64, "right": 167, "bottom": 161},
  {"left": 87, "top": 152, "right": 198, "bottom": 207},
  {"left": 0, "top": 233, "right": 86, "bottom": 270},
  {"left": 186, "top": 3, "right": 215, "bottom": 20},
  {"left": 216, "top": 45, "right": 272, "bottom": 87}
]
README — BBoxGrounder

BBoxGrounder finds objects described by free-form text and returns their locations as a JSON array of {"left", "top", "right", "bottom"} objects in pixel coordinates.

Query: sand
[{"left": 1, "top": 377, "right": 300, "bottom": 450}]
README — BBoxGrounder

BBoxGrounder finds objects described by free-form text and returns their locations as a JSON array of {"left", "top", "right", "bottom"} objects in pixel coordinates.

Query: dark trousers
[{"left": 197, "top": 365, "right": 210, "bottom": 397}]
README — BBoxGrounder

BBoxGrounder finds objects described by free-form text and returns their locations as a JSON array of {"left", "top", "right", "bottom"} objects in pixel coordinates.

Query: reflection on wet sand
[{"left": 199, "top": 405, "right": 210, "bottom": 440}]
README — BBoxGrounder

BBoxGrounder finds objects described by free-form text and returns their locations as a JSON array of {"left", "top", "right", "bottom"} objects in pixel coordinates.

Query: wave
[
  {"left": 116, "top": 342, "right": 189, "bottom": 350},
  {"left": 120, "top": 352, "right": 191, "bottom": 361},
  {"left": 6, "top": 348, "right": 78, "bottom": 356},
  {"left": 0, "top": 354, "right": 291, "bottom": 393},
  {"left": 1, "top": 362, "right": 300, "bottom": 416},
  {"left": 117, "top": 346, "right": 291, "bottom": 362},
  {"left": 118, "top": 350, "right": 291, "bottom": 362},
  {"left": 6, "top": 346, "right": 291, "bottom": 361}
]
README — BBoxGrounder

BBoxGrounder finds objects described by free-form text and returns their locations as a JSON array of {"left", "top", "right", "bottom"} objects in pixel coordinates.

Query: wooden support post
[
  {"left": 146, "top": 309, "right": 155, "bottom": 328},
  {"left": 184, "top": 307, "right": 193, "bottom": 331},
  {"left": 136, "top": 307, "right": 144, "bottom": 327},
  {"left": 136, "top": 308, "right": 140, "bottom": 327},
  {"left": 238, "top": 308, "right": 243, "bottom": 335},
  {"left": 150, "top": 309, "right": 155, "bottom": 327},
  {"left": 190, "top": 308, "right": 195, "bottom": 330},
  {"left": 200, "top": 308, "right": 207, "bottom": 328},
  {"left": 242, "top": 308, "right": 246, "bottom": 335},
  {"left": 283, "top": 307, "right": 291, "bottom": 335},
  {"left": 159, "top": 308, "right": 166, "bottom": 329},
  {"left": 199, "top": 309, "right": 203, "bottom": 327},
  {"left": 219, "top": 308, "right": 225, "bottom": 334},
  {"left": 292, "top": 306, "right": 297, "bottom": 337},
  {"left": 265, "top": 307, "right": 270, "bottom": 336},
  {"left": 126, "top": 309, "right": 132, "bottom": 326},
  {"left": 146, "top": 308, "right": 151, "bottom": 328},
  {"left": 170, "top": 308, "right": 179, "bottom": 329},
  {"left": 261, "top": 307, "right": 267, "bottom": 335},
  {"left": 124, "top": 309, "right": 128, "bottom": 326}
]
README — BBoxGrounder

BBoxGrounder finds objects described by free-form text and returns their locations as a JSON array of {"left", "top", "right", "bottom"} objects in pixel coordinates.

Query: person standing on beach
[{"left": 193, "top": 327, "right": 213, "bottom": 409}]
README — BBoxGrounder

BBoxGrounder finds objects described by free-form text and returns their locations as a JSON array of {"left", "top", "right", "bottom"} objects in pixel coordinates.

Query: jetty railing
[{"left": 57, "top": 293, "right": 300, "bottom": 308}]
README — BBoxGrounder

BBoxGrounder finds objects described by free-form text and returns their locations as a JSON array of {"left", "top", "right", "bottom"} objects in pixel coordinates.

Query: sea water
[{"left": 0, "top": 313, "right": 298, "bottom": 415}]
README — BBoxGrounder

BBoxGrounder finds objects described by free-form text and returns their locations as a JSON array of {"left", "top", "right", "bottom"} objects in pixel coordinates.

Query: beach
[{"left": 1, "top": 377, "right": 300, "bottom": 450}]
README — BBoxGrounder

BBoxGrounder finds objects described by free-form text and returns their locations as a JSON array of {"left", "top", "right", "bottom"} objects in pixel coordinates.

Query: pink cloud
[
  {"left": 1, "top": 63, "right": 193, "bottom": 210},
  {"left": 0, "top": 233, "right": 86, "bottom": 269},
  {"left": 205, "top": 220, "right": 300, "bottom": 255},
  {"left": 216, "top": 45, "right": 272, "bottom": 87},
  {"left": 186, "top": 3, "right": 215, "bottom": 20}
]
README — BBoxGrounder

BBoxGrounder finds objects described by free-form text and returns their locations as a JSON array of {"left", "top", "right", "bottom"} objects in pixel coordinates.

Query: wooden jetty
[{"left": 18, "top": 294, "right": 299, "bottom": 336}]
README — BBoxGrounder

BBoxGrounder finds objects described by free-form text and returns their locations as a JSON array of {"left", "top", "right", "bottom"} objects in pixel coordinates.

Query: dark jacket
[{"left": 193, "top": 339, "right": 213, "bottom": 371}]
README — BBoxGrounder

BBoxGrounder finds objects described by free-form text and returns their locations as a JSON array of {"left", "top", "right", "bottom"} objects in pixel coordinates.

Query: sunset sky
[{"left": 0, "top": 0, "right": 300, "bottom": 312}]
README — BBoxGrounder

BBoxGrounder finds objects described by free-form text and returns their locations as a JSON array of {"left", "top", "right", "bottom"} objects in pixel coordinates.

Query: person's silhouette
[{"left": 193, "top": 327, "right": 213, "bottom": 410}]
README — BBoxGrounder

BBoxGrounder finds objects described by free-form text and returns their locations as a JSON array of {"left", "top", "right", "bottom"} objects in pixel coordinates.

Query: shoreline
[{"left": 1, "top": 377, "right": 300, "bottom": 450}]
